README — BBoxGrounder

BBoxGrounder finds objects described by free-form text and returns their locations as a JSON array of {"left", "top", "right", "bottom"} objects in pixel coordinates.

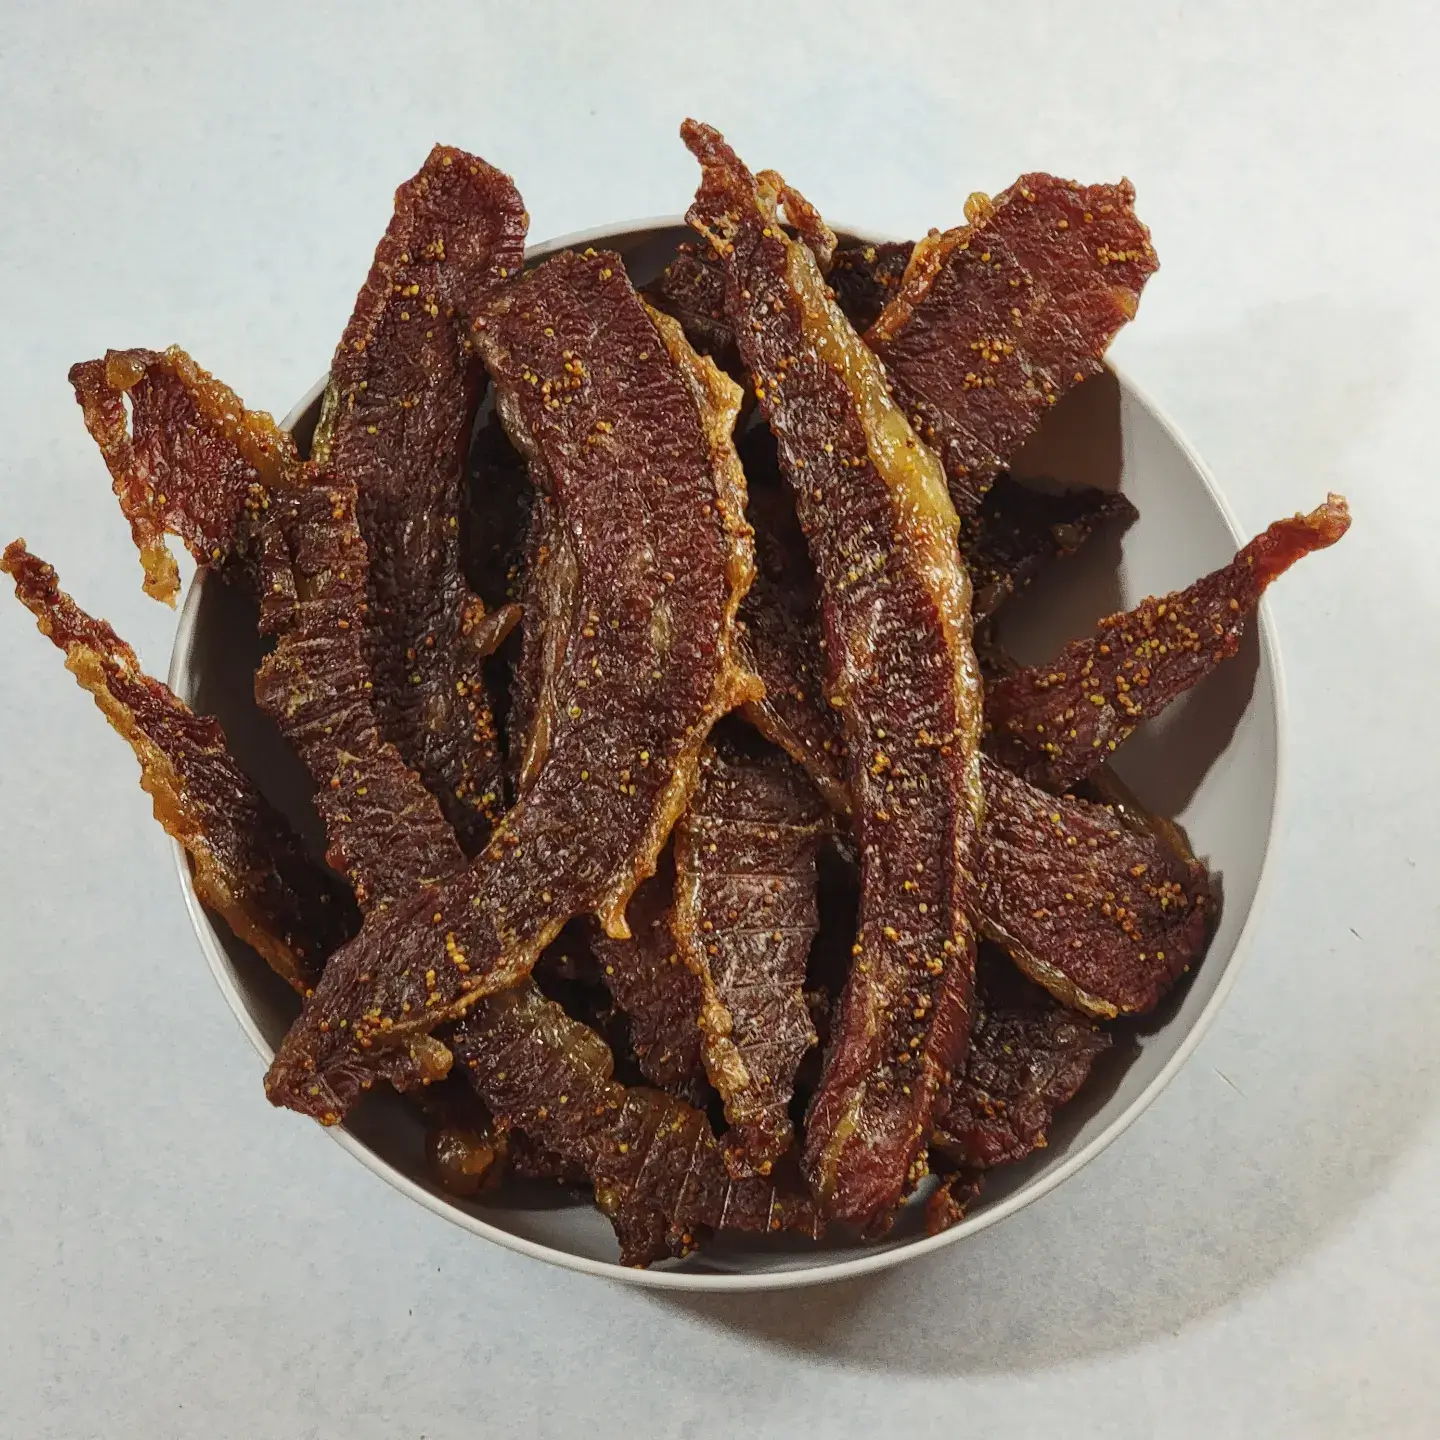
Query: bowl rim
[{"left": 166, "top": 214, "right": 1290, "bottom": 1291}]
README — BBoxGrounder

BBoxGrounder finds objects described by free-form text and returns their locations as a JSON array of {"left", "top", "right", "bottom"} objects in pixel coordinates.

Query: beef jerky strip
[
  {"left": 931, "top": 949, "right": 1111, "bottom": 1168},
  {"left": 450, "top": 984, "right": 822, "bottom": 1266},
  {"left": 673, "top": 740, "right": 828, "bottom": 1178},
  {"left": 966, "top": 474, "right": 1137, "bottom": 622},
  {"left": 986, "top": 495, "right": 1352, "bottom": 793},
  {"left": 311, "top": 146, "right": 528, "bottom": 853},
  {"left": 265, "top": 252, "right": 757, "bottom": 1122},
  {"left": 3, "top": 542, "right": 354, "bottom": 991},
  {"left": 590, "top": 863, "right": 710, "bottom": 1106},
  {"left": 647, "top": 240, "right": 914, "bottom": 379},
  {"left": 684, "top": 121, "right": 985, "bottom": 1229},
  {"left": 868, "top": 176, "right": 1158, "bottom": 513},
  {"left": 826, "top": 241, "right": 915, "bottom": 333},
  {"left": 69, "top": 347, "right": 297, "bottom": 603},
  {"left": 978, "top": 759, "right": 1212, "bottom": 1016}
]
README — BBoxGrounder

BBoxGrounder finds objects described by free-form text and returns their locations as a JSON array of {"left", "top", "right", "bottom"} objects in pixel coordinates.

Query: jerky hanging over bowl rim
[
  {"left": 264, "top": 249, "right": 759, "bottom": 1124},
  {"left": 683, "top": 119, "right": 986, "bottom": 1231}
]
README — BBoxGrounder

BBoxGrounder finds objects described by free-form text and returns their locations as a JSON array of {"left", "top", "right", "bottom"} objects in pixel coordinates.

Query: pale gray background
[{"left": 1, "top": 2, "right": 1435, "bottom": 1436}]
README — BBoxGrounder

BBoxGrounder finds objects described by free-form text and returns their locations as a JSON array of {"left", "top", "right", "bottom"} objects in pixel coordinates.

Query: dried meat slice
[
  {"left": 868, "top": 176, "right": 1158, "bottom": 512},
  {"left": 69, "top": 347, "right": 299, "bottom": 603},
  {"left": 685, "top": 120, "right": 985, "bottom": 1230},
  {"left": 450, "top": 984, "right": 822, "bottom": 1266},
  {"left": 931, "top": 950, "right": 1111, "bottom": 1168},
  {"left": 3, "top": 541, "right": 355, "bottom": 991},
  {"left": 966, "top": 474, "right": 1137, "bottom": 621},
  {"left": 986, "top": 496, "right": 1352, "bottom": 792},
  {"left": 590, "top": 863, "right": 710, "bottom": 1107},
  {"left": 254, "top": 476, "right": 465, "bottom": 917},
  {"left": 978, "top": 757, "right": 1212, "bottom": 1016},
  {"left": 312, "top": 145, "right": 529, "bottom": 853},
  {"left": 264, "top": 251, "right": 757, "bottom": 1122},
  {"left": 673, "top": 740, "right": 828, "bottom": 1178},
  {"left": 827, "top": 241, "right": 915, "bottom": 333}
]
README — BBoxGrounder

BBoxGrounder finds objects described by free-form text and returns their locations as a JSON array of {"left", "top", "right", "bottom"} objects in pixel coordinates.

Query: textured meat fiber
[
  {"left": 986, "top": 496, "right": 1351, "bottom": 792},
  {"left": 4, "top": 541, "right": 355, "bottom": 991},
  {"left": 313, "top": 145, "right": 529, "bottom": 853},
  {"left": 674, "top": 739, "right": 827, "bottom": 1178},
  {"left": 868, "top": 175, "right": 1158, "bottom": 513},
  {"left": 685, "top": 120, "right": 985, "bottom": 1231},
  {"left": 264, "top": 249, "right": 756, "bottom": 1122}
]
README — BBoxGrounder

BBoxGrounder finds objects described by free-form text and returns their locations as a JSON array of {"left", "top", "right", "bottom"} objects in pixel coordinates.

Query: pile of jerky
[{"left": 5, "top": 122, "right": 1349, "bottom": 1265}]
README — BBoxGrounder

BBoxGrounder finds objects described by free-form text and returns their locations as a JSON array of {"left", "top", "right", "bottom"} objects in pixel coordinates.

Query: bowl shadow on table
[{"left": 654, "top": 297, "right": 1433, "bottom": 1374}]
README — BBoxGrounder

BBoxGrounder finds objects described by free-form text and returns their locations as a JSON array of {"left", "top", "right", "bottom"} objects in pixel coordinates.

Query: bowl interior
[{"left": 167, "top": 221, "right": 1279, "bottom": 1289}]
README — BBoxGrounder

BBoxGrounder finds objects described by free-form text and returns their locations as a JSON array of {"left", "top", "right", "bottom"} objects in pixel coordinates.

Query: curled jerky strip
[
  {"left": 685, "top": 120, "right": 985, "bottom": 1230},
  {"left": 868, "top": 175, "right": 1158, "bottom": 513},
  {"left": 3, "top": 542, "right": 354, "bottom": 991},
  {"left": 674, "top": 741, "right": 828, "bottom": 1178},
  {"left": 986, "top": 496, "right": 1352, "bottom": 792},
  {"left": 69, "top": 347, "right": 298, "bottom": 603},
  {"left": 450, "top": 984, "right": 822, "bottom": 1266},
  {"left": 265, "top": 251, "right": 756, "bottom": 1122},
  {"left": 312, "top": 145, "right": 529, "bottom": 851}
]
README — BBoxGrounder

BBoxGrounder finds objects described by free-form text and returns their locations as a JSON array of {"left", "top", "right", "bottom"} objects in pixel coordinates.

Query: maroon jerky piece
[
  {"left": 827, "top": 241, "right": 916, "bottom": 332},
  {"left": 450, "top": 984, "right": 823, "bottom": 1266},
  {"left": 3, "top": 542, "right": 354, "bottom": 991},
  {"left": 986, "top": 496, "right": 1352, "bottom": 793},
  {"left": 868, "top": 175, "right": 1158, "bottom": 513},
  {"left": 69, "top": 347, "right": 297, "bottom": 603},
  {"left": 312, "top": 146, "right": 529, "bottom": 853},
  {"left": 264, "top": 250, "right": 755, "bottom": 1123},
  {"left": 966, "top": 474, "right": 1138, "bottom": 622},
  {"left": 673, "top": 740, "right": 828, "bottom": 1178},
  {"left": 591, "top": 863, "right": 711, "bottom": 1107},
  {"left": 685, "top": 121, "right": 985, "bottom": 1231},
  {"left": 932, "top": 952, "right": 1111, "bottom": 1168},
  {"left": 978, "top": 759, "right": 1213, "bottom": 1016}
]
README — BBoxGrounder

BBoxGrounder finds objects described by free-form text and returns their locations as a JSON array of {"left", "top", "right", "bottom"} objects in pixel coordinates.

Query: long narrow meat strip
[
  {"left": 684, "top": 121, "right": 985, "bottom": 1230},
  {"left": 986, "top": 496, "right": 1352, "bottom": 792},
  {"left": 673, "top": 740, "right": 827, "bottom": 1178},
  {"left": 450, "top": 985, "right": 822, "bottom": 1266},
  {"left": 310, "top": 145, "right": 528, "bottom": 852},
  {"left": 3, "top": 542, "right": 355, "bottom": 991},
  {"left": 868, "top": 175, "right": 1158, "bottom": 513},
  {"left": 69, "top": 347, "right": 297, "bottom": 603},
  {"left": 265, "top": 251, "right": 756, "bottom": 1122},
  {"left": 732, "top": 482, "right": 1213, "bottom": 1016}
]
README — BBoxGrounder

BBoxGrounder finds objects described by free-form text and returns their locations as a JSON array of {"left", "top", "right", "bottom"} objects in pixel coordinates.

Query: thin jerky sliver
[
  {"left": 3, "top": 542, "right": 354, "bottom": 991},
  {"left": 986, "top": 496, "right": 1352, "bottom": 792},
  {"left": 312, "top": 145, "right": 528, "bottom": 853},
  {"left": 684, "top": 120, "right": 985, "bottom": 1230},
  {"left": 673, "top": 741, "right": 828, "bottom": 1178},
  {"left": 868, "top": 175, "right": 1158, "bottom": 513},
  {"left": 265, "top": 251, "right": 756, "bottom": 1122},
  {"left": 69, "top": 347, "right": 299, "bottom": 603},
  {"left": 450, "top": 984, "right": 822, "bottom": 1266}
]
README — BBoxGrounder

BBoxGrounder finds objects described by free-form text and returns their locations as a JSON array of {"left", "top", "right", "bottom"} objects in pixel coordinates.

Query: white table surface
[{"left": 2, "top": 2, "right": 1436, "bottom": 1435}]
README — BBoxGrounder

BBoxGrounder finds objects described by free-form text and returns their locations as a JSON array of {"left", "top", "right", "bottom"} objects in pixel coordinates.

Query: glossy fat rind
[
  {"left": 986, "top": 496, "right": 1352, "bottom": 792},
  {"left": 69, "top": 347, "right": 300, "bottom": 604},
  {"left": 3, "top": 541, "right": 355, "bottom": 991},
  {"left": 673, "top": 742, "right": 828, "bottom": 1178},
  {"left": 264, "top": 250, "right": 756, "bottom": 1123},
  {"left": 683, "top": 119, "right": 985, "bottom": 1230},
  {"left": 313, "top": 146, "right": 530, "bottom": 853},
  {"left": 867, "top": 175, "right": 1158, "bottom": 513}
]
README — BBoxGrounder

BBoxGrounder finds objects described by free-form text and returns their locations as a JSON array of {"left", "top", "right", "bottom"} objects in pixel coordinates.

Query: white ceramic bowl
[{"left": 167, "top": 219, "right": 1284, "bottom": 1290}]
